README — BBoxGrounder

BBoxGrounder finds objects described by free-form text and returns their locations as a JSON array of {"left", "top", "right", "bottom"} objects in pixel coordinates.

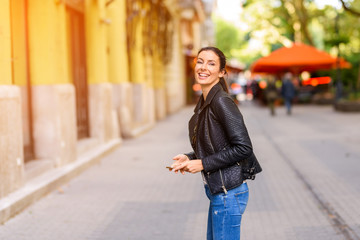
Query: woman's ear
[{"left": 219, "top": 69, "right": 226, "bottom": 78}]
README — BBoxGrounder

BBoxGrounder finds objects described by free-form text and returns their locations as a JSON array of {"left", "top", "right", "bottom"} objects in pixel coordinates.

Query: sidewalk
[
  {"left": 241, "top": 103, "right": 360, "bottom": 240},
  {"left": 0, "top": 103, "right": 359, "bottom": 240}
]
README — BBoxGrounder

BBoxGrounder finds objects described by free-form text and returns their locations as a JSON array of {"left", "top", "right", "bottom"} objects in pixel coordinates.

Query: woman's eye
[
  {"left": 209, "top": 63, "right": 215, "bottom": 66},
  {"left": 196, "top": 60, "right": 203, "bottom": 64}
]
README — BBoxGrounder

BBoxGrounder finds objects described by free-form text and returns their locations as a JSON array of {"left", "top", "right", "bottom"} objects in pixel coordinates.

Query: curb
[{"left": 0, "top": 139, "right": 121, "bottom": 224}]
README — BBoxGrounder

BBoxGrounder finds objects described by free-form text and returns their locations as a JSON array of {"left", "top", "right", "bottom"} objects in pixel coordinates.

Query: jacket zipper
[
  {"left": 193, "top": 121, "right": 208, "bottom": 186},
  {"left": 206, "top": 121, "right": 228, "bottom": 194},
  {"left": 219, "top": 169, "right": 228, "bottom": 194}
]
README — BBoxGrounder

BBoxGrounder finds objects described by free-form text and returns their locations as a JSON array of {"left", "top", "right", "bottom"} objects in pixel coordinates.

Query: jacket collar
[{"left": 194, "top": 82, "right": 223, "bottom": 113}]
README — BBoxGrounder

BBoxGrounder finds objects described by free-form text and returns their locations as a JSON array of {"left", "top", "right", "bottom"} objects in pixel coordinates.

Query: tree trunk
[
  {"left": 294, "top": 0, "right": 314, "bottom": 45},
  {"left": 280, "top": 0, "right": 314, "bottom": 45}
]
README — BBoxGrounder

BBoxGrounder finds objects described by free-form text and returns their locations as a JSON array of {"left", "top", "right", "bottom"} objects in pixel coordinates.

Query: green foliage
[
  {"left": 324, "top": 35, "right": 350, "bottom": 47},
  {"left": 214, "top": 17, "right": 244, "bottom": 60}
]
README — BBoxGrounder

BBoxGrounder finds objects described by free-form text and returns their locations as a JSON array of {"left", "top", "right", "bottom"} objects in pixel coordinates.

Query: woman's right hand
[{"left": 171, "top": 154, "right": 190, "bottom": 174}]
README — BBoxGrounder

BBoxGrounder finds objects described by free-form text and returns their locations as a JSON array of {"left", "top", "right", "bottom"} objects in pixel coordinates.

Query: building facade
[{"left": 0, "top": 0, "right": 213, "bottom": 221}]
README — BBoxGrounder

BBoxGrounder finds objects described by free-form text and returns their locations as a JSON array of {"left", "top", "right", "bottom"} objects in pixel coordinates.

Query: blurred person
[
  {"left": 265, "top": 76, "right": 278, "bottom": 116},
  {"left": 281, "top": 72, "right": 296, "bottom": 115},
  {"left": 170, "top": 47, "right": 262, "bottom": 240},
  {"left": 250, "top": 78, "right": 260, "bottom": 100}
]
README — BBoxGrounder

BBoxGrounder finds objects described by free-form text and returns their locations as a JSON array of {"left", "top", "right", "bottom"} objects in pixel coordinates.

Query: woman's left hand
[{"left": 184, "top": 160, "right": 204, "bottom": 174}]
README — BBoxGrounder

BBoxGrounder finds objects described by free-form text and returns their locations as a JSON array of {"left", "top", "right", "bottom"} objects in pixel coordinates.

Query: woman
[{"left": 171, "top": 46, "right": 261, "bottom": 240}]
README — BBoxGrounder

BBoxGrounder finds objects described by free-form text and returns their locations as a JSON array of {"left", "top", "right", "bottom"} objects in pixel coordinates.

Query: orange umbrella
[{"left": 251, "top": 43, "right": 351, "bottom": 74}]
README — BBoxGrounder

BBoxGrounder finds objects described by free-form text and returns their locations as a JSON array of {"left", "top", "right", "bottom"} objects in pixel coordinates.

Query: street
[{"left": 1, "top": 103, "right": 360, "bottom": 240}]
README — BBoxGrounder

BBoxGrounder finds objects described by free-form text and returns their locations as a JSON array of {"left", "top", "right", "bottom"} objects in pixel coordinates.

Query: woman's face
[{"left": 195, "top": 50, "right": 224, "bottom": 89}]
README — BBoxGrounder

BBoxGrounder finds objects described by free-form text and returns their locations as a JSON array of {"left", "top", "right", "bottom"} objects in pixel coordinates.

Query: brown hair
[{"left": 197, "top": 46, "right": 229, "bottom": 93}]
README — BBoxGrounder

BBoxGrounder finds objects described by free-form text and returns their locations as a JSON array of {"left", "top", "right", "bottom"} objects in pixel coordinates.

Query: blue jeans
[{"left": 205, "top": 183, "right": 249, "bottom": 240}]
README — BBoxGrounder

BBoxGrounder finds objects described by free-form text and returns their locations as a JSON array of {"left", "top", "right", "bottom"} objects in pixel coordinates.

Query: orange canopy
[{"left": 251, "top": 43, "right": 351, "bottom": 74}]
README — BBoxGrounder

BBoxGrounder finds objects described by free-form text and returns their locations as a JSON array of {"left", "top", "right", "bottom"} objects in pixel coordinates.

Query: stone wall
[
  {"left": 0, "top": 86, "right": 24, "bottom": 198},
  {"left": 89, "top": 83, "right": 119, "bottom": 142},
  {"left": 32, "top": 84, "right": 77, "bottom": 167}
]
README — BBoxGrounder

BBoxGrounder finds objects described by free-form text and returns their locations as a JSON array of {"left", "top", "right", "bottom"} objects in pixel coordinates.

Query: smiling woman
[{"left": 170, "top": 46, "right": 262, "bottom": 240}]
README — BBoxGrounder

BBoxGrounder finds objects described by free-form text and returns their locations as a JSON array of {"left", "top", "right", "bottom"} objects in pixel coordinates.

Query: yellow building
[{"left": 0, "top": 0, "right": 212, "bottom": 223}]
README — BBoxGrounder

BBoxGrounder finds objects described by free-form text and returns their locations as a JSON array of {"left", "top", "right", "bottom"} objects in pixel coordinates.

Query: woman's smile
[{"left": 198, "top": 72, "right": 210, "bottom": 80}]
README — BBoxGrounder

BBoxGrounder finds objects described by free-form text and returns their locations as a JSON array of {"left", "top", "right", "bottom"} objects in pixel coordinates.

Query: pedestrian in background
[
  {"left": 265, "top": 76, "right": 278, "bottom": 116},
  {"left": 281, "top": 72, "right": 296, "bottom": 115},
  {"left": 170, "top": 46, "right": 262, "bottom": 240}
]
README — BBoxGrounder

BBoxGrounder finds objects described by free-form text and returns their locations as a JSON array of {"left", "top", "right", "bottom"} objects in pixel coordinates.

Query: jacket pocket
[
  {"left": 204, "top": 170, "right": 221, "bottom": 194},
  {"left": 222, "top": 163, "right": 244, "bottom": 190},
  {"left": 205, "top": 163, "right": 244, "bottom": 195}
]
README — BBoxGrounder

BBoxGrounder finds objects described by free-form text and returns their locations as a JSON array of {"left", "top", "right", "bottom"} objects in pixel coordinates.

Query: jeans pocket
[{"left": 234, "top": 189, "right": 249, "bottom": 215}]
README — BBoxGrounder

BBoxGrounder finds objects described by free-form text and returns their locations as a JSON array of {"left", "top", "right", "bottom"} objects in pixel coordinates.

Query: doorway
[{"left": 66, "top": 6, "right": 89, "bottom": 139}]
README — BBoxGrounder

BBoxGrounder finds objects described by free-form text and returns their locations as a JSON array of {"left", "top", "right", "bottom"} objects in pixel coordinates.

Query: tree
[
  {"left": 339, "top": 0, "right": 360, "bottom": 16},
  {"left": 214, "top": 18, "right": 243, "bottom": 60},
  {"left": 338, "top": 0, "right": 360, "bottom": 91},
  {"left": 279, "top": 0, "right": 314, "bottom": 45}
]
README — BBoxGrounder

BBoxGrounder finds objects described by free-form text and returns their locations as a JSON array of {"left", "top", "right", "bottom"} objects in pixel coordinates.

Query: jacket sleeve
[
  {"left": 184, "top": 151, "right": 197, "bottom": 160},
  {"left": 202, "top": 96, "right": 253, "bottom": 173}
]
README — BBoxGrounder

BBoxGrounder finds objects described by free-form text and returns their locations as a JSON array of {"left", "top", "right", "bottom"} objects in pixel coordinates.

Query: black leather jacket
[{"left": 185, "top": 82, "right": 256, "bottom": 194}]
